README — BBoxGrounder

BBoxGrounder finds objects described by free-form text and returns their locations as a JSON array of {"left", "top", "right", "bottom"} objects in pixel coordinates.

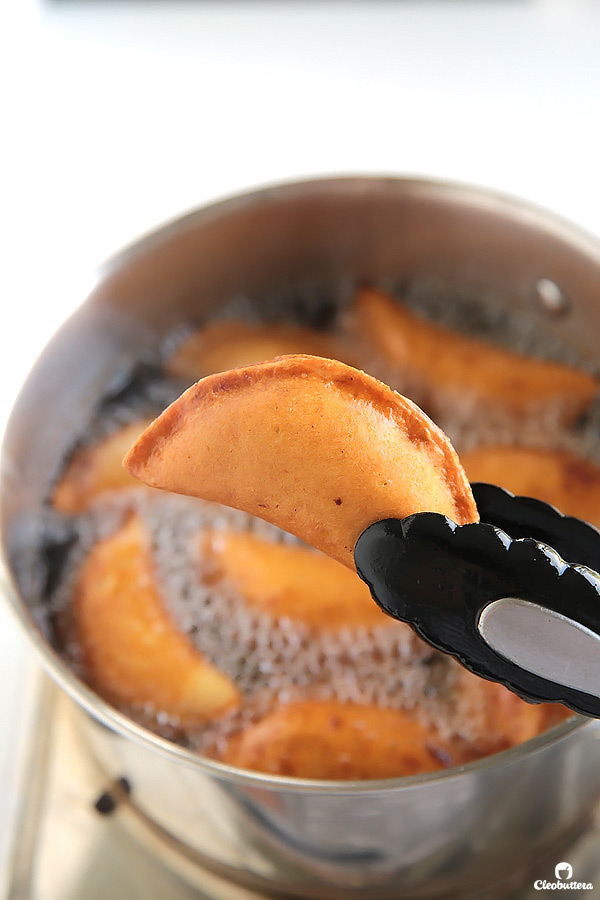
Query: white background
[{"left": 1, "top": 0, "right": 600, "bottom": 873}]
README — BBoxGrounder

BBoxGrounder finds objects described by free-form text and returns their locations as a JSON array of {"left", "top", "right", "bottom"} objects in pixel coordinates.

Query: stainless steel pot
[{"left": 3, "top": 177, "right": 600, "bottom": 899}]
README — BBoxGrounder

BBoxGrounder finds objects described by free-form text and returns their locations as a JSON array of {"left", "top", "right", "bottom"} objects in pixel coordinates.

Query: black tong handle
[{"left": 354, "top": 483, "right": 600, "bottom": 717}]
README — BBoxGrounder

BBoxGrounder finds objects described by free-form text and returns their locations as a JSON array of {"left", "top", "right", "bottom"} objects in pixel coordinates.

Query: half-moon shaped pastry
[
  {"left": 453, "top": 667, "right": 571, "bottom": 759},
  {"left": 53, "top": 419, "right": 154, "bottom": 514},
  {"left": 167, "top": 321, "right": 347, "bottom": 381},
  {"left": 74, "top": 514, "right": 241, "bottom": 725},
  {"left": 198, "top": 529, "right": 403, "bottom": 630},
  {"left": 462, "top": 445, "right": 600, "bottom": 529},
  {"left": 354, "top": 287, "right": 598, "bottom": 428},
  {"left": 219, "top": 699, "right": 449, "bottom": 779},
  {"left": 124, "top": 355, "right": 478, "bottom": 569}
]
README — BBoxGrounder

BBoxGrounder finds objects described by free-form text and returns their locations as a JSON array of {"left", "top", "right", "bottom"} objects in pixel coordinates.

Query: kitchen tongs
[{"left": 354, "top": 483, "right": 600, "bottom": 717}]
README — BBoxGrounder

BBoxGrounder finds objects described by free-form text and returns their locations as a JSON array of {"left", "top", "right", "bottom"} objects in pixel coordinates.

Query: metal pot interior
[{"left": 4, "top": 173, "right": 600, "bottom": 761}]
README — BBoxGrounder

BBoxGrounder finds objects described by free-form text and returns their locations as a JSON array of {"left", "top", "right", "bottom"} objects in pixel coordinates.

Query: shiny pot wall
[{"left": 3, "top": 177, "right": 600, "bottom": 899}]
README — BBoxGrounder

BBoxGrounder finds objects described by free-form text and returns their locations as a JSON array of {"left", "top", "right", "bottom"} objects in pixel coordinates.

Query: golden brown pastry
[
  {"left": 124, "top": 355, "right": 478, "bottom": 569},
  {"left": 219, "top": 699, "right": 449, "bottom": 779},
  {"left": 354, "top": 287, "right": 597, "bottom": 428},
  {"left": 462, "top": 445, "right": 600, "bottom": 528},
  {"left": 453, "top": 668, "right": 571, "bottom": 760},
  {"left": 53, "top": 419, "right": 154, "bottom": 514},
  {"left": 198, "top": 529, "right": 401, "bottom": 630},
  {"left": 74, "top": 514, "right": 241, "bottom": 725},
  {"left": 167, "top": 321, "right": 347, "bottom": 380}
]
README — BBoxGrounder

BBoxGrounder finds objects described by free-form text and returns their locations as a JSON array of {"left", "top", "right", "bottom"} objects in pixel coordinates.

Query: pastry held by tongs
[{"left": 124, "top": 355, "right": 600, "bottom": 717}]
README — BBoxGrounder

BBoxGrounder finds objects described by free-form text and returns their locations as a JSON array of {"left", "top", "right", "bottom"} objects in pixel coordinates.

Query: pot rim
[
  {"left": 3, "top": 173, "right": 599, "bottom": 794},
  {"left": 97, "top": 174, "right": 600, "bottom": 289}
]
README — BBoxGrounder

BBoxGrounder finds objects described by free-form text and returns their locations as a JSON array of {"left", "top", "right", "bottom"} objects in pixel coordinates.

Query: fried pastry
[
  {"left": 198, "top": 529, "right": 403, "bottom": 630},
  {"left": 74, "top": 514, "right": 241, "bottom": 725},
  {"left": 462, "top": 445, "right": 600, "bottom": 528},
  {"left": 354, "top": 287, "right": 597, "bottom": 428},
  {"left": 219, "top": 699, "right": 449, "bottom": 779},
  {"left": 124, "top": 355, "right": 478, "bottom": 569},
  {"left": 453, "top": 668, "right": 571, "bottom": 759},
  {"left": 53, "top": 419, "right": 154, "bottom": 514},
  {"left": 167, "top": 321, "right": 347, "bottom": 381}
]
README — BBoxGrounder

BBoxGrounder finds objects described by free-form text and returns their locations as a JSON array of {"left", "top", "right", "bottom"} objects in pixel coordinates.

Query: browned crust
[
  {"left": 167, "top": 321, "right": 349, "bottom": 380},
  {"left": 125, "top": 355, "right": 478, "bottom": 568},
  {"left": 462, "top": 444, "right": 600, "bottom": 529},
  {"left": 125, "top": 355, "right": 477, "bottom": 526},
  {"left": 218, "top": 699, "right": 448, "bottom": 778},
  {"left": 53, "top": 418, "right": 153, "bottom": 513},
  {"left": 73, "top": 514, "right": 241, "bottom": 724},
  {"left": 354, "top": 287, "right": 598, "bottom": 426},
  {"left": 196, "top": 528, "right": 400, "bottom": 630}
]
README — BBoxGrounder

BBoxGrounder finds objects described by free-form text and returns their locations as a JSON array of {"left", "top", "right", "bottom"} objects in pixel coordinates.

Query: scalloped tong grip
[{"left": 354, "top": 483, "right": 600, "bottom": 718}]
